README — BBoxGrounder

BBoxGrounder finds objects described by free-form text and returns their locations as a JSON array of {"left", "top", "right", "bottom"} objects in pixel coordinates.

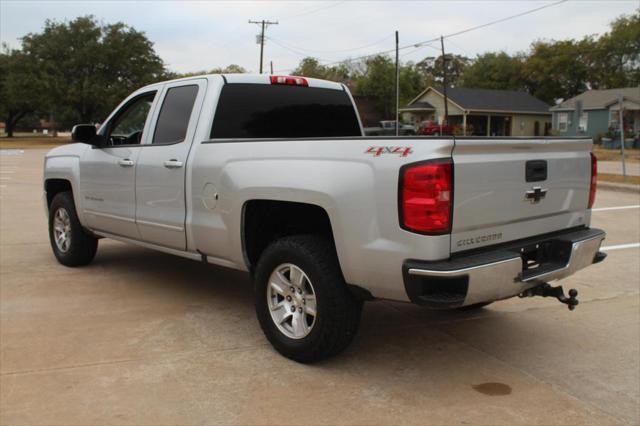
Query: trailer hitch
[{"left": 519, "top": 283, "right": 579, "bottom": 310}]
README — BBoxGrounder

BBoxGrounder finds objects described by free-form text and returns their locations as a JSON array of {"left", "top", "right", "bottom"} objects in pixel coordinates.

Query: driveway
[{"left": 1, "top": 149, "right": 639, "bottom": 425}]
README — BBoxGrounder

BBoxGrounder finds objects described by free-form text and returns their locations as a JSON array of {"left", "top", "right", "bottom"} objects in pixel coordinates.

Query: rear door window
[
  {"left": 152, "top": 85, "right": 199, "bottom": 144},
  {"left": 211, "top": 84, "right": 361, "bottom": 139}
]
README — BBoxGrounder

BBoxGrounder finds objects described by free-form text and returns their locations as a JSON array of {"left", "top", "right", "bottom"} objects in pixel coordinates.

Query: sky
[{"left": 1, "top": 0, "right": 638, "bottom": 74}]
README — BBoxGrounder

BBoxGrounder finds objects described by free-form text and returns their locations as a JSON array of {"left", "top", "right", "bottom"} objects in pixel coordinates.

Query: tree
[
  {"left": 0, "top": 47, "right": 44, "bottom": 137},
  {"left": 20, "top": 16, "right": 165, "bottom": 127},
  {"left": 354, "top": 55, "right": 396, "bottom": 117},
  {"left": 591, "top": 11, "right": 640, "bottom": 88},
  {"left": 292, "top": 57, "right": 351, "bottom": 83},
  {"left": 175, "top": 64, "right": 248, "bottom": 78},
  {"left": 459, "top": 52, "right": 526, "bottom": 91},
  {"left": 523, "top": 39, "right": 594, "bottom": 104},
  {"left": 414, "top": 54, "right": 470, "bottom": 88}
]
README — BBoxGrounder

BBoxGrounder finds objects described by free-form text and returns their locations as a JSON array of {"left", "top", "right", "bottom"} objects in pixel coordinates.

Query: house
[
  {"left": 549, "top": 87, "right": 640, "bottom": 140},
  {"left": 400, "top": 87, "right": 552, "bottom": 136}
]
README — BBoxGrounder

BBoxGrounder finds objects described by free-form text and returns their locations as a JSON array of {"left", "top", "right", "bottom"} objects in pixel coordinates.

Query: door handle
[
  {"left": 164, "top": 159, "right": 184, "bottom": 169},
  {"left": 118, "top": 159, "right": 134, "bottom": 167}
]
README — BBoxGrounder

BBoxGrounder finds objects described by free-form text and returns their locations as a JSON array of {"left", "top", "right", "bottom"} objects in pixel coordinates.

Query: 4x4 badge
[{"left": 525, "top": 186, "right": 548, "bottom": 203}]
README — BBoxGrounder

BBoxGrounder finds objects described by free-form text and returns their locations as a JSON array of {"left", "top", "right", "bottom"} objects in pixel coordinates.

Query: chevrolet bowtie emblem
[{"left": 525, "top": 186, "right": 548, "bottom": 203}]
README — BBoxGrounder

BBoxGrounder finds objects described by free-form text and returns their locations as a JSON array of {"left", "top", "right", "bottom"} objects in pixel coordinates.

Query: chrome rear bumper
[{"left": 403, "top": 228, "right": 606, "bottom": 308}]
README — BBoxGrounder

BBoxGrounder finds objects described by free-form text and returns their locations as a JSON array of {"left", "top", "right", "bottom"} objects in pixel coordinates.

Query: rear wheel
[
  {"left": 254, "top": 235, "right": 362, "bottom": 363},
  {"left": 48, "top": 192, "right": 98, "bottom": 266}
]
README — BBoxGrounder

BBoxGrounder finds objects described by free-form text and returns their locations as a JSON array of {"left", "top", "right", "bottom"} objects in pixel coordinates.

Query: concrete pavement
[{"left": 1, "top": 149, "right": 639, "bottom": 425}]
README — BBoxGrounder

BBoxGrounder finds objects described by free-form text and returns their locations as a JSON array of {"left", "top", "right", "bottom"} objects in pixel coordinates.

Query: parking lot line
[
  {"left": 593, "top": 205, "right": 640, "bottom": 212},
  {"left": 0, "top": 170, "right": 16, "bottom": 173},
  {"left": 601, "top": 242, "right": 640, "bottom": 251}
]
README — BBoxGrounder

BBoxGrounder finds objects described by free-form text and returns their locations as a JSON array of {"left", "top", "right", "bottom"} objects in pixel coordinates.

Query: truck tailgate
[{"left": 451, "top": 138, "right": 593, "bottom": 253}]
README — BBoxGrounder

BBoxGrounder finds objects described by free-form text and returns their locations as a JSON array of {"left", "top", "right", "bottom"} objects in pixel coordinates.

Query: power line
[
  {"left": 280, "top": 1, "right": 347, "bottom": 21},
  {"left": 442, "top": 0, "right": 568, "bottom": 40},
  {"left": 309, "top": 0, "right": 569, "bottom": 69},
  {"left": 267, "top": 34, "right": 395, "bottom": 55},
  {"left": 267, "top": 37, "right": 332, "bottom": 62}
]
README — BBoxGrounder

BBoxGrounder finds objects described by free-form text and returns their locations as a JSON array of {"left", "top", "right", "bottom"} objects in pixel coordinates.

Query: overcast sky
[{"left": 1, "top": 0, "right": 637, "bottom": 74}]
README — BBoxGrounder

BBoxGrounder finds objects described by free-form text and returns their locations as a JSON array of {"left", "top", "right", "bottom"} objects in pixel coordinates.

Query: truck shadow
[{"left": 90, "top": 240, "right": 537, "bottom": 367}]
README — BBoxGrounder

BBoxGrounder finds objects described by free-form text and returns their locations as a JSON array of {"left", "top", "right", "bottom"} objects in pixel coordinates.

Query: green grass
[
  {"left": 0, "top": 136, "right": 71, "bottom": 149},
  {"left": 598, "top": 173, "right": 640, "bottom": 186},
  {"left": 593, "top": 147, "right": 640, "bottom": 163}
]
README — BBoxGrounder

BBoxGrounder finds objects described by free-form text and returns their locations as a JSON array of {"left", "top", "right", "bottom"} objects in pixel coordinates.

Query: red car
[{"left": 418, "top": 120, "right": 453, "bottom": 136}]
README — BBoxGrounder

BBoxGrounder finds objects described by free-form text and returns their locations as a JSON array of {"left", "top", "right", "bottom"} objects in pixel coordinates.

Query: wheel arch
[
  {"left": 44, "top": 178, "right": 73, "bottom": 208},
  {"left": 241, "top": 200, "right": 336, "bottom": 273}
]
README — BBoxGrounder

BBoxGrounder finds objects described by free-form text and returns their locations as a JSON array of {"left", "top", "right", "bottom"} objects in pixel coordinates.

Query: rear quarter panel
[{"left": 188, "top": 137, "right": 454, "bottom": 301}]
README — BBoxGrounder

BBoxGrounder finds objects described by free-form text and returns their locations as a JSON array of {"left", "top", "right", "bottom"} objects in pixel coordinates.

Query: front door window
[{"left": 107, "top": 92, "right": 156, "bottom": 146}]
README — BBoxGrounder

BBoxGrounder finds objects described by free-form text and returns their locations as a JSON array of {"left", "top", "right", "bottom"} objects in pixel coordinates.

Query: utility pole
[
  {"left": 395, "top": 30, "right": 400, "bottom": 136},
  {"left": 270, "top": 61, "right": 274, "bottom": 74},
  {"left": 440, "top": 36, "right": 449, "bottom": 127},
  {"left": 618, "top": 94, "right": 627, "bottom": 177},
  {"left": 249, "top": 19, "right": 278, "bottom": 74}
]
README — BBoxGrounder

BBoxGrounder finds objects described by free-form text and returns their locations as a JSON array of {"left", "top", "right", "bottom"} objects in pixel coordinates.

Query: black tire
[
  {"left": 254, "top": 235, "right": 363, "bottom": 363},
  {"left": 48, "top": 191, "right": 98, "bottom": 267},
  {"left": 457, "top": 302, "right": 492, "bottom": 311}
]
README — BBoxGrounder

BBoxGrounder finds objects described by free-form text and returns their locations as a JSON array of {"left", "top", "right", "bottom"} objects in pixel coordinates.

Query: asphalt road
[{"left": 1, "top": 148, "right": 639, "bottom": 425}]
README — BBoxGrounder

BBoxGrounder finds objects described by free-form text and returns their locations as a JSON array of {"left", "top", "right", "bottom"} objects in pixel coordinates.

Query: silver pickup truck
[{"left": 44, "top": 74, "right": 606, "bottom": 362}]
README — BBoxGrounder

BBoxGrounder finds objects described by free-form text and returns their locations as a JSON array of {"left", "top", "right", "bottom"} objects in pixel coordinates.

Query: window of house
[
  {"left": 557, "top": 112, "right": 568, "bottom": 132},
  {"left": 578, "top": 112, "right": 588, "bottom": 132},
  {"left": 609, "top": 110, "right": 620, "bottom": 128}
]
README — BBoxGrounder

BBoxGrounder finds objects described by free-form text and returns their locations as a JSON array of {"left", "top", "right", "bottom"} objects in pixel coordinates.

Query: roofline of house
[
  {"left": 461, "top": 109, "right": 551, "bottom": 116},
  {"left": 552, "top": 94, "right": 640, "bottom": 111},
  {"left": 602, "top": 96, "right": 640, "bottom": 108},
  {"left": 428, "top": 87, "right": 468, "bottom": 111},
  {"left": 407, "top": 86, "right": 550, "bottom": 115},
  {"left": 406, "top": 86, "right": 468, "bottom": 112},
  {"left": 550, "top": 107, "right": 608, "bottom": 112},
  {"left": 399, "top": 107, "right": 435, "bottom": 112}
]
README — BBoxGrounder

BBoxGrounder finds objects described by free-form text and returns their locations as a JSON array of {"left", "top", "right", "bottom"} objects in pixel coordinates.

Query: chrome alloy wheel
[
  {"left": 267, "top": 263, "right": 317, "bottom": 339},
  {"left": 53, "top": 207, "right": 72, "bottom": 253}
]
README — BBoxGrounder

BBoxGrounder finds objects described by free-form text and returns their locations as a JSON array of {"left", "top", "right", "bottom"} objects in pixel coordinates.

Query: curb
[{"left": 598, "top": 181, "right": 640, "bottom": 194}]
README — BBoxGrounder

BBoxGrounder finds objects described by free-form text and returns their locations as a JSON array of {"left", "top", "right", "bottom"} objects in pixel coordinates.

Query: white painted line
[
  {"left": 593, "top": 205, "right": 640, "bottom": 212},
  {"left": 601, "top": 242, "right": 640, "bottom": 251},
  {"left": 0, "top": 170, "right": 15, "bottom": 174}
]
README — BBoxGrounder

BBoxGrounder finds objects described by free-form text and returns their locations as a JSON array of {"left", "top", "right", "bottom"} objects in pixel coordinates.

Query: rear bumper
[{"left": 403, "top": 227, "right": 606, "bottom": 308}]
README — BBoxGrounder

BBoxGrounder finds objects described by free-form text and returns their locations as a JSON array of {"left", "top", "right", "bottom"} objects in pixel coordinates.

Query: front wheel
[
  {"left": 254, "top": 235, "right": 363, "bottom": 363},
  {"left": 48, "top": 192, "right": 98, "bottom": 266}
]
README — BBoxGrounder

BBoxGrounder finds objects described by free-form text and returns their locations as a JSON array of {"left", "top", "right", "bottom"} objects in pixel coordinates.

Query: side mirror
[{"left": 71, "top": 124, "right": 105, "bottom": 147}]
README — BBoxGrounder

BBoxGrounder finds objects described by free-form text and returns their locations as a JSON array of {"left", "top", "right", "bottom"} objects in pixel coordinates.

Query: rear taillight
[
  {"left": 270, "top": 76, "right": 308, "bottom": 86},
  {"left": 589, "top": 152, "right": 597, "bottom": 208},
  {"left": 400, "top": 159, "right": 453, "bottom": 234}
]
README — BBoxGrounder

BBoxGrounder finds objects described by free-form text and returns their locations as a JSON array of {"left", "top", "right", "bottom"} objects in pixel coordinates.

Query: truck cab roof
[{"left": 139, "top": 73, "right": 346, "bottom": 92}]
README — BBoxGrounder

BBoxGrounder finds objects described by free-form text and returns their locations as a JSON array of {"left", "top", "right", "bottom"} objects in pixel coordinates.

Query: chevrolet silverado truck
[{"left": 44, "top": 74, "right": 606, "bottom": 363}]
